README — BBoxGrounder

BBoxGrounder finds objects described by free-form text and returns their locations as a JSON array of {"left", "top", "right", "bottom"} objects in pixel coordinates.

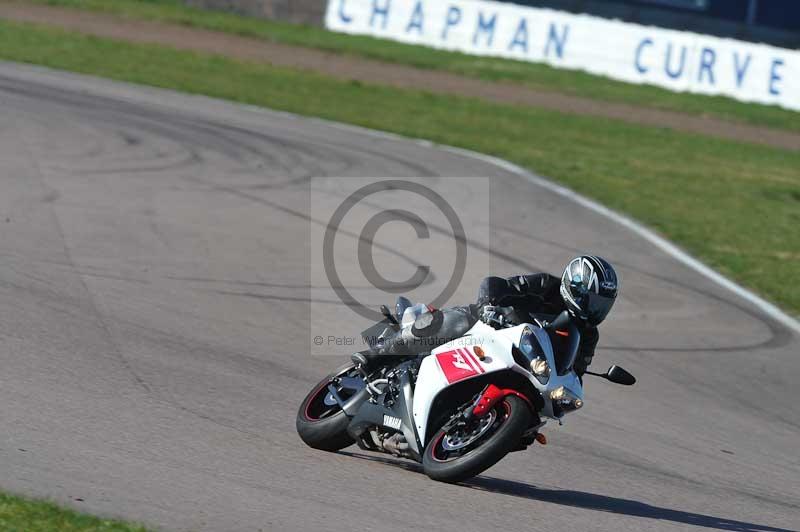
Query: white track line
[
  {"left": 322, "top": 115, "right": 800, "bottom": 337},
  {"left": 440, "top": 145, "right": 800, "bottom": 337},
  {"left": 4, "top": 61, "right": 798, "bottom": 336}
]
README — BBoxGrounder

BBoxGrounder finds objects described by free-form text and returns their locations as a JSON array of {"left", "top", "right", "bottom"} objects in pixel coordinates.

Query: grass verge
[
  {"left": 0, "top": 20, "right": 798, "bottom": 316},
  {"left": 23, "top": 0, "right": 800, "bottom": 133},
  {"left": 0, "top": 491, "right": 149, "bottom": 531}
]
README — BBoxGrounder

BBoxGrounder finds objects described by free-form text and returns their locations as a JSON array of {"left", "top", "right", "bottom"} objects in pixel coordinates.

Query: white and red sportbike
[{"left": 297, "top": 301, "right": 635, "bottom": 483}]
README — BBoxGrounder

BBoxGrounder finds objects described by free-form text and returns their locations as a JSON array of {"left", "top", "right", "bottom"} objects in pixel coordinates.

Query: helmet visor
[{"left": 584, "top": 293, "right": 616, "bottom": 325}]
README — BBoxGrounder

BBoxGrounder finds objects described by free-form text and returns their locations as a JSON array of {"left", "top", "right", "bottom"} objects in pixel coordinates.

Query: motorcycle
[{"left": 296, "top": 299, "right": 635, "bottom": 483}]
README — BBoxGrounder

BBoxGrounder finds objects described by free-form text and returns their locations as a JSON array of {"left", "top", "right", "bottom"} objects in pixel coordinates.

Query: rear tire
[
  {"left": 422, "top": 395, "right": 531, "bottom": 483},
  {"left": 296, "top": 364, "right": 357, "bottom": 452}
]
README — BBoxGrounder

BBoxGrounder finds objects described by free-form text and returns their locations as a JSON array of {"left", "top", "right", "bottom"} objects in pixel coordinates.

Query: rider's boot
[
  {"left": 352, "top": 329, "right": 411, "bottom": 371},
  {"left": 353, "top": 306, "right": 477, "bottom": 371}
]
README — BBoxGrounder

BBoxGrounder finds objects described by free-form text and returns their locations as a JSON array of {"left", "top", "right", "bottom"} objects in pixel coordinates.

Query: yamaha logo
[{"left": 383, "top": 415, "right": 402, "bottom": 430}]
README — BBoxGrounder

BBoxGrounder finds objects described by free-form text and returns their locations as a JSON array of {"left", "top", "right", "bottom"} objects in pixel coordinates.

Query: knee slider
[{"left": 410, "top": 309, "right": 444, "bottom": 338}]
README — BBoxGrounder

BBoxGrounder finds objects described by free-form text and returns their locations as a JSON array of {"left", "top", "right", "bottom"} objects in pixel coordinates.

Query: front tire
[
  {"left": 422, "top": 395, "right": 531, "bottom": 483},
  {"left": 296, "top": 364, "right": 358, "bottom": 452}
]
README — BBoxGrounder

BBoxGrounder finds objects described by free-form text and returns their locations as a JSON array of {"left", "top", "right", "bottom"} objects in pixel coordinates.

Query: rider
[
  {"left": 358, "top": 255, "right": 619, "bottom": 377},
  {"left": 475, "top": 256, "right": 619, "bottom": 376}
]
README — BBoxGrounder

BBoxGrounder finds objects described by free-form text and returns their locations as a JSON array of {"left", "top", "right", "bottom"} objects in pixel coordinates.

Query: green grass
[
  {"left": 0, "top": 20, "right": 798, "bottom": 316},
  {"left": 26, "top": 0, "right": 800, "bottom": 133},
  {"left": 0, "top": 491, "right": 149, "bottom": 531}
]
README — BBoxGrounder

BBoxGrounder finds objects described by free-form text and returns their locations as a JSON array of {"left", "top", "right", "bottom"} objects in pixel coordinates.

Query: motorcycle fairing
[
  {"left": 344, "top": 360, "right": 423, "bottom": 459},
  {"left": 435, "top": 347, "right": 485, "bottom": 384},
  {"left": 413, "top": 321, "right": 532, "bottom": 443}
]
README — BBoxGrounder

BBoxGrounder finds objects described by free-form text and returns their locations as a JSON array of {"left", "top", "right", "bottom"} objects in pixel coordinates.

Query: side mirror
[{"left": 605, "top": 365, "right": 636, "bottom": 386}]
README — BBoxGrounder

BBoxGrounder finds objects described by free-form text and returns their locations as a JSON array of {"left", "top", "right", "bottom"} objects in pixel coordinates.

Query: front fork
[
  {"left": 465, "top": 384, "right": 546, "bottom": 450},
  {"left": 471, "top": 384, "right": 535, "bottom": 417}
]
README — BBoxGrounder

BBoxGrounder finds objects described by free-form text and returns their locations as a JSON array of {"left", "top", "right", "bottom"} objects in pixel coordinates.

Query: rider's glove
[{"left": 480, "top": 305, "right": 505, "bottom": 328}]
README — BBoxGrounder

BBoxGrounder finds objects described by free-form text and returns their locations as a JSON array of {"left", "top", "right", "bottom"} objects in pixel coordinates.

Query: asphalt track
[{"left": 0, "top": 62, "right": 797, "bottom": 532}]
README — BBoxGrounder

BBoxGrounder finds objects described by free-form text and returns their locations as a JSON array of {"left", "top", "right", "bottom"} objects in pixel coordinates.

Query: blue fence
[{"left": 508, "top": 0, "right": 800, "bottom": 48}]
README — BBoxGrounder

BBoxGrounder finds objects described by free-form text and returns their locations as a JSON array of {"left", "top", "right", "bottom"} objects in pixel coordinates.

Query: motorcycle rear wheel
[
  {"left": 296, "top": 363, "right": 359, "bottom": 452},
  {"left": 422, "top": 395, "right": 531, "bottom": 483}
]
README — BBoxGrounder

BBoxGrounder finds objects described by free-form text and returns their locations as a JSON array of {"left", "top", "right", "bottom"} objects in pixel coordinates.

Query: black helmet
[{"left": 559, "top": 256, "right": 618, "bottom": 327}]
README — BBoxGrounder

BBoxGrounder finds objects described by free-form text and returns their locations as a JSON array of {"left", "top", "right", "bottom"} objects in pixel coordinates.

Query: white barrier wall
[{"left": 325, "top": 0, "right": 800, "bottom": 111}]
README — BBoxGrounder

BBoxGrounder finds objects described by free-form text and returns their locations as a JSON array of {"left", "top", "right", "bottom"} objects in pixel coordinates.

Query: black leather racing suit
[
  {"left": 364, "top": 274, "right": 598, "bottom": 376},
  {"left": 477, "top": 274, "right": 599, "bottom": 376}
]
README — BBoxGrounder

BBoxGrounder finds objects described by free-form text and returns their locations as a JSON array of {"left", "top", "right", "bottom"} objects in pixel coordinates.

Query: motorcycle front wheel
[
  {"left": 296, "top": 363, "right": 360, "bottom": 452},
  {"left": 422, "top": 395, "right": 531, "bottom": 483}
]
